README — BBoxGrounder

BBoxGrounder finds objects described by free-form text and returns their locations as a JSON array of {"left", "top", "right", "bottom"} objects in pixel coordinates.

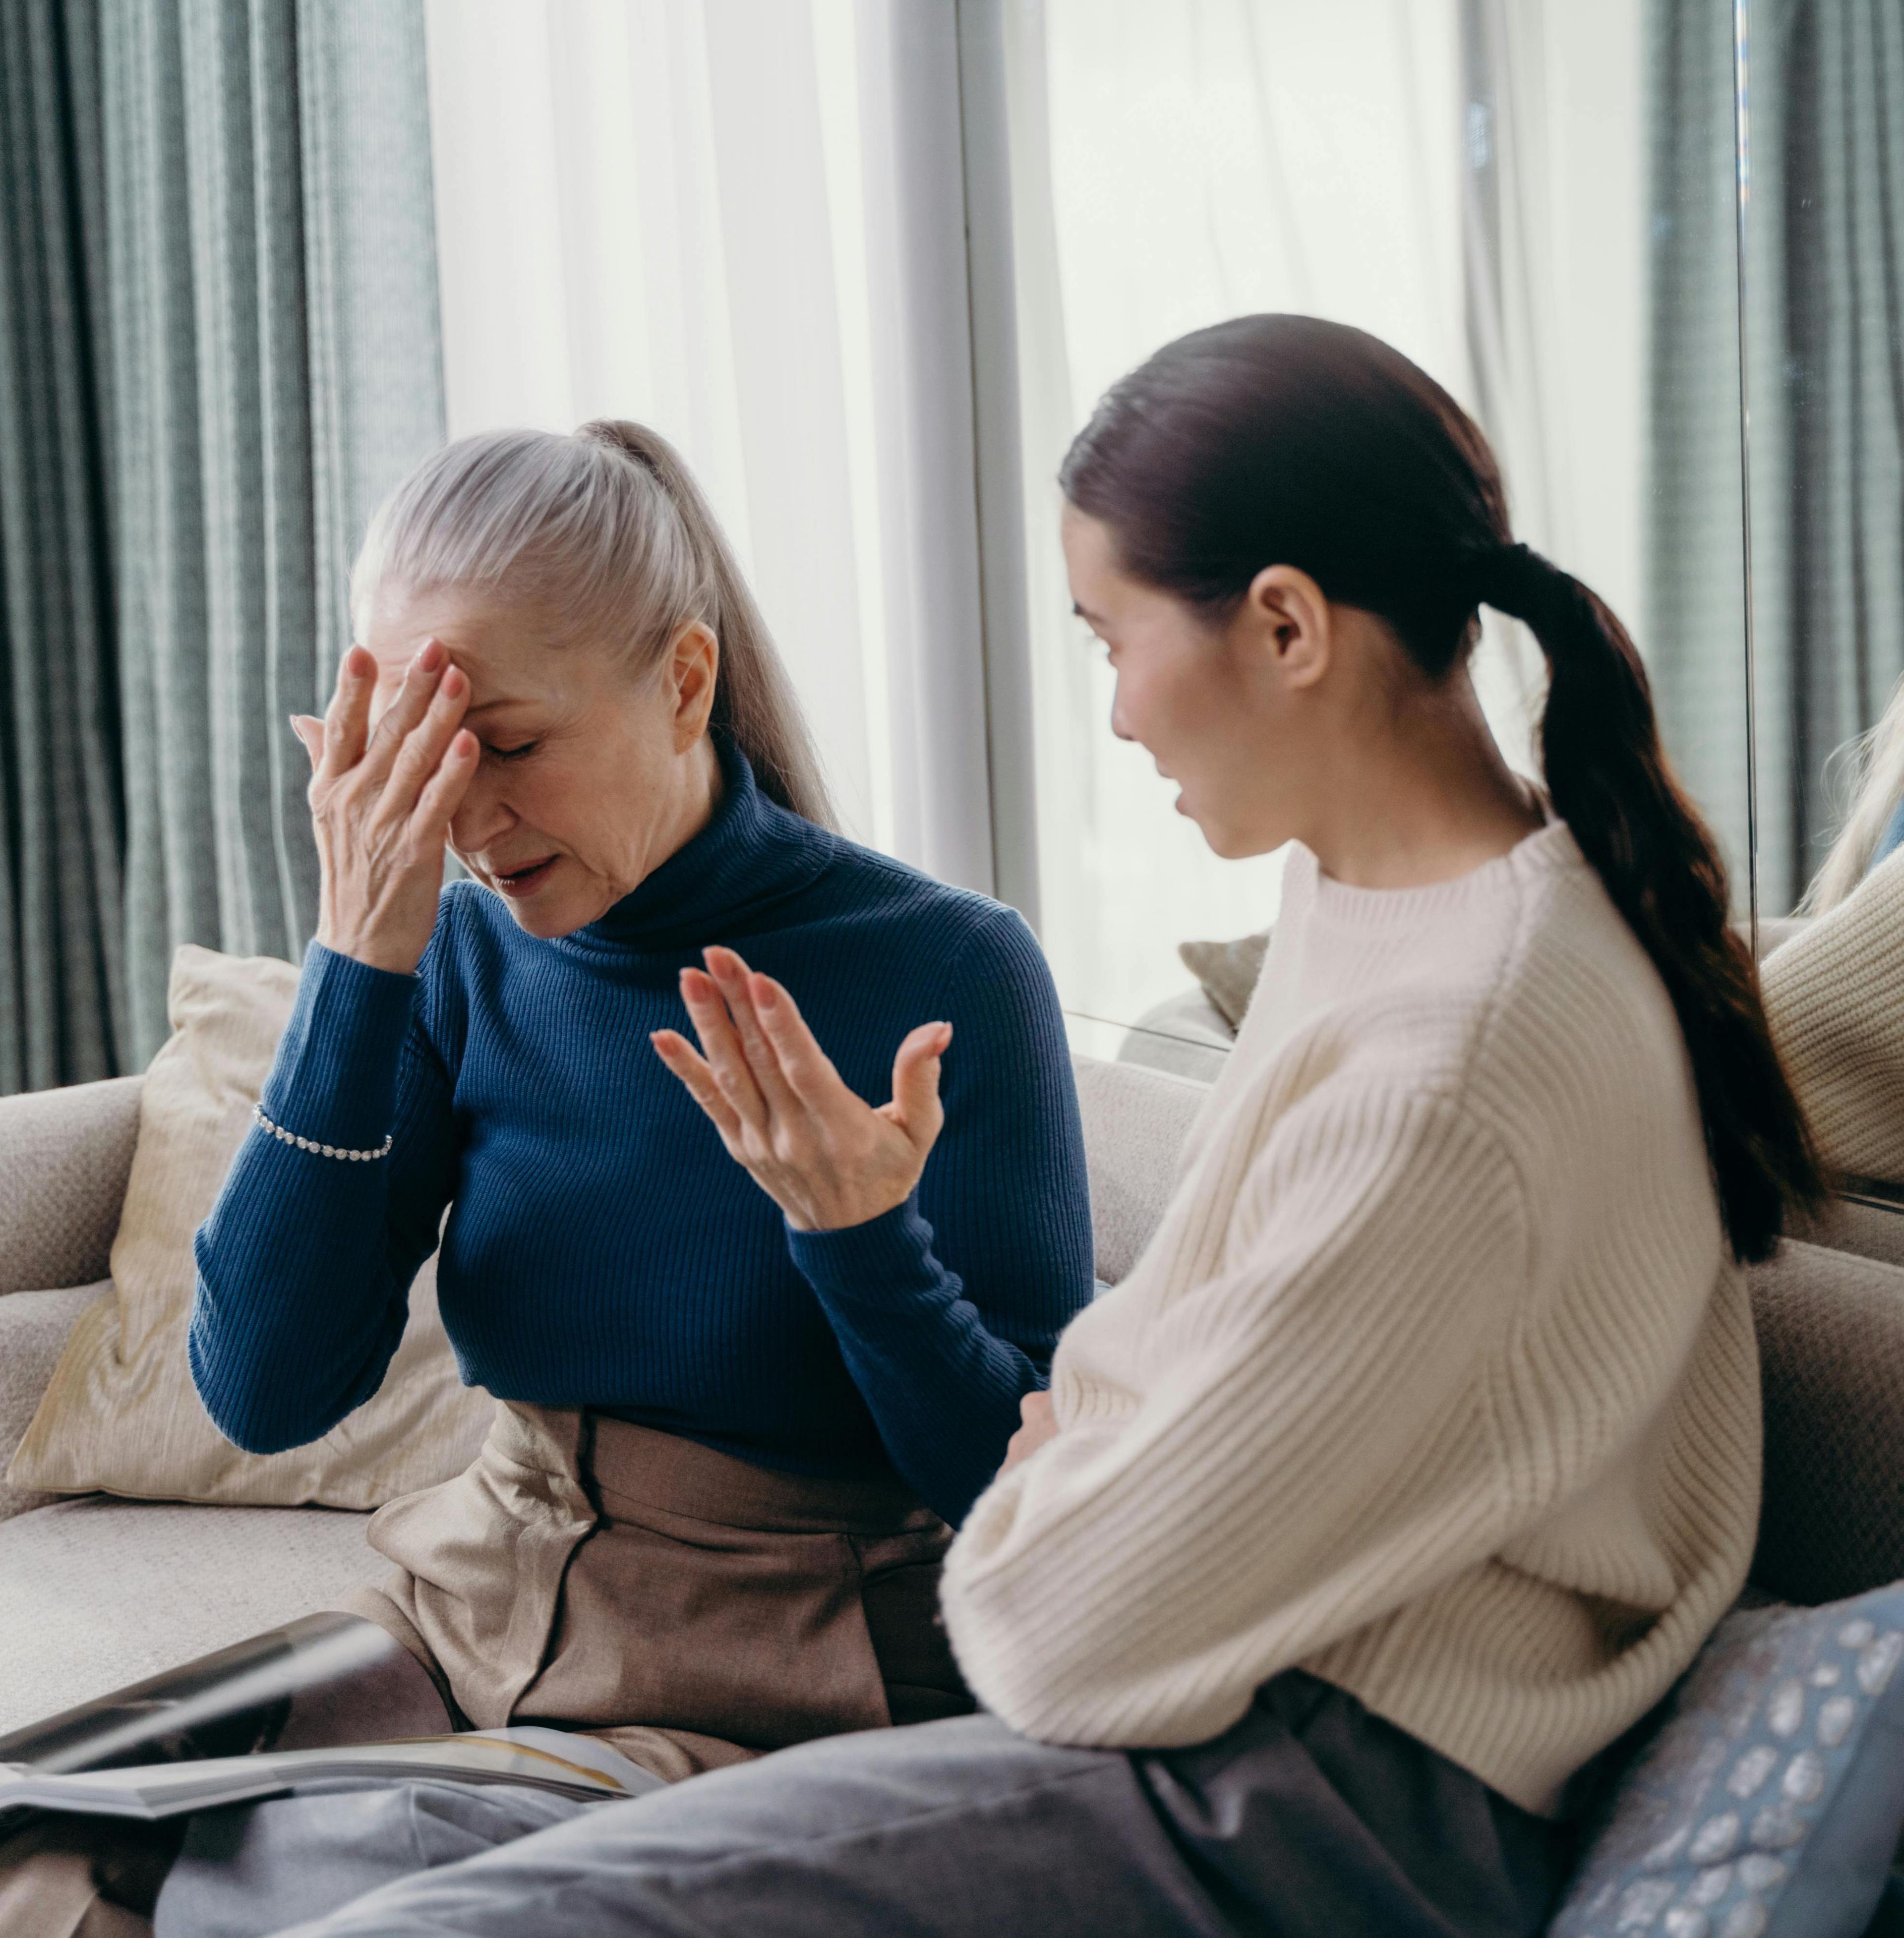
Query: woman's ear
[
  {"left": 669, "top": 622, "right": 721, "bottom": 750},
  {"left": 1241, "top": 565, "right": 1332, "bottom": 691}
]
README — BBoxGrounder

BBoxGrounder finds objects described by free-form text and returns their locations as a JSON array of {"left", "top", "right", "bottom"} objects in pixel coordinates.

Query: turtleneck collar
[{"left": 566, "top": 732, "right": 835, "bottom": 956}]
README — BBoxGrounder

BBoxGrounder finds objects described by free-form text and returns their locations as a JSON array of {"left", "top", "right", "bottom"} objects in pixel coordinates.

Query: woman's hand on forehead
[{"left": 291, "top": 639, "right": 479, "bottom": 976}]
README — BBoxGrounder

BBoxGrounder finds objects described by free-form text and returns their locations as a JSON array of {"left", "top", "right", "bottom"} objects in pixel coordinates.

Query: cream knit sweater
[
  {"left": 940, "top": 824, "right": 1758, "bottom": 1816},
  {"left": 1762, "top": 842, "right": 1904, "bottom": 1185}
]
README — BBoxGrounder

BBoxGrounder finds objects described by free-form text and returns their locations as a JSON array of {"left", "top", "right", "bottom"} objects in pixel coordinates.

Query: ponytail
[
  {"left": 1062, "top": 314, "right": 1822, "bottom": 1263},
  {"left": 575, "top": 422, "right": 835, "bottom": 829},
  {"left": 1470, "top": 545, "right": 1821, "bottom": 1262}
]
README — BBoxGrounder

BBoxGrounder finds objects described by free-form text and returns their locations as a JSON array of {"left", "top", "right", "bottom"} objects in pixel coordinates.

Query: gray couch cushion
[
  {"left": 0, "top": 1075, "right": 141, "bottom": 1294},
  {"left": 1751, "top": 1239, "right": 1904, "bottom": 1606},
  {"left": 1791, "top": 1192, "right": 1904, "bottom": 1271},
  {"left": 0, "top": 1282, "right": 102, "bottom": 1524},
  {"left": 1072, "top": 1054, "right": 1207, "bottom": 1285},
  {"left": 0, "top": 1498, "right": 385, "bottom": 1734}
]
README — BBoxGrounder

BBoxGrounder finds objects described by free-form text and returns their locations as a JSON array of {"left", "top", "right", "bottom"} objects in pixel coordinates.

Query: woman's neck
[{"left": 1303, "top": 670, "right": 1544, "bottom": 890}]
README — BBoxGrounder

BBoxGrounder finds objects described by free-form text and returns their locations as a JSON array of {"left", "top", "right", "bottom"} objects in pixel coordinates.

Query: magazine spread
[
  {"left": 0, "top": 1610, "right": 452, "bottom": 1775},
  {"left": 0, "top": 1726, "right": 662, "bottom": 1822}
]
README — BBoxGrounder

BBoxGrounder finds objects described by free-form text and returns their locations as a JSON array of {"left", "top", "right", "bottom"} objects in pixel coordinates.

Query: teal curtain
[
  {"left": 1649, "top": 0, "right": 1904, "bottom": 915},
  {"left": 0, "top": 1, "right": 124, "bottom": 1093},
  {"left": 1644, "top": 0, "right": 1755, "bottom": 904},
  {"left": 0, "top": 0, "right": 445, "bottom": 1089},
  {"left": 1738, "top": 0, "right": 1904, "bottom": 910}
]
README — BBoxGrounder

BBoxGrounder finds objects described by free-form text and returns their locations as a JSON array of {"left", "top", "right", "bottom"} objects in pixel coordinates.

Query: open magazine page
[
  {"left": 0, "top": 1612, "right": 450, "bottom": 1775},
  {"left": 0, "top": 1726, "right": 664, "bottom": 1822}
]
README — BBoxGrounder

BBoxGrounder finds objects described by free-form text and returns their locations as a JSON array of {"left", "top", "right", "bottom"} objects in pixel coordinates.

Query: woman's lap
[
  {"left": 255, "top": 1674, "right": 1576, "bottom": 1938},
  {"left": 153, "top": 1779, "right": 602, "bottom": 1938}
]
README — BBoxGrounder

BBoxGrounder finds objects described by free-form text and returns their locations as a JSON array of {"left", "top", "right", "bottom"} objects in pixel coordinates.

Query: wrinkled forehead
[{"left": 358, "top": 581, "right": 590, "bottom": 717}]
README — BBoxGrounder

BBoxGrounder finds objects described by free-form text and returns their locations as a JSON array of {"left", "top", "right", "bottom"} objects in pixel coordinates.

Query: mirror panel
[{"left": 1737, "top": 0, "right": 1904, "bottom": 924}]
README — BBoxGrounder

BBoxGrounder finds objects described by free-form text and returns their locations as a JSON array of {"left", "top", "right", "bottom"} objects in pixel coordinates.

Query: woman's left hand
[
  {"left": 652, "top": 947, "right": 952, "bottom": 1233},
  {"left": 1001, "top": 1390, "right": 1059, "bottom": 1471}
]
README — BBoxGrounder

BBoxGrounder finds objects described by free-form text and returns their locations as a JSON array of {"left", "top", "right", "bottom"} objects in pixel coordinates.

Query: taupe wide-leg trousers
[
  {"left": 3, "top": 1404, "right": 968, "bottom": 1937},
  {"left": 344, "top": 1403, "right": 970, "bottom": 1779}
]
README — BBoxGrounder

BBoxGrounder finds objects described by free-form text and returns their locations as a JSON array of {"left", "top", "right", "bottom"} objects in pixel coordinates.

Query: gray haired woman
[{"left": 0, "top": 420, "right": 1093, "bottom": 1937}]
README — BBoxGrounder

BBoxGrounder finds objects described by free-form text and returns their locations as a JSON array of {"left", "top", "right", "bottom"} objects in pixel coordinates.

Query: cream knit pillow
[{"left": 7, "top": 944, "right": 495, "bottom": 1508}]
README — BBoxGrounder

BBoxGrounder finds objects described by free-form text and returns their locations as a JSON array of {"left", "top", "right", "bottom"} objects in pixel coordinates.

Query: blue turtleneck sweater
[{"left": 189, "top": 742, "right": 1093, "bottom": 1526}]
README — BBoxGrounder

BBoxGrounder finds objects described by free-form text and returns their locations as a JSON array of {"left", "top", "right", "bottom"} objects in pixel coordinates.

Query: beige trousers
[
  {"left": 345, "top": 1403, "right": 971, "bottom": 1780},
  {"left": 1, "top": 1406, "right": 971, "bottom": 1933}
]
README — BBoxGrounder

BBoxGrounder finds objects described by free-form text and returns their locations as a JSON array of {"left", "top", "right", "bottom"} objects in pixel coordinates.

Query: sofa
[{"left": 5, "top": 1053, "right": 1904, "bottom": 1765}]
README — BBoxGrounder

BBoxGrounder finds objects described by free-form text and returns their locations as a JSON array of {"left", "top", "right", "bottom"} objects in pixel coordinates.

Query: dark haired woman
[{"left": 281, "top": 316, "right": 1819, "bottom": 1938}]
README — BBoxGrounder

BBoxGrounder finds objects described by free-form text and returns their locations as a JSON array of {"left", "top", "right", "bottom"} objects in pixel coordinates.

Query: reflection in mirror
[
  {"left": 1737, "top": 0, "right": 1904, "bottom": 924},
  {"left": 1002, "top": 0, "right": 1753, "bottom": 1074}
]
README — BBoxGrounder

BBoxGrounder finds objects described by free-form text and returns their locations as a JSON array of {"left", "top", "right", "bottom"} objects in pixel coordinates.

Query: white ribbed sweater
[
  {"left": 1762, "top": 842, "right": 1904, "bottom": 1184},
  {"left": 940, "top": 824, "right": 1758, "bottom": 1816}
]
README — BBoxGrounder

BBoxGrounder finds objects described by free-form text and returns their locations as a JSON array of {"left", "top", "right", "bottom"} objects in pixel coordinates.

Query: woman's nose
[
  {"left": 1109, "top": 695, "right": 1136, "bottom": 744},
  {"left": 450, "top": 773, "right": 514, "bottom": 851}
]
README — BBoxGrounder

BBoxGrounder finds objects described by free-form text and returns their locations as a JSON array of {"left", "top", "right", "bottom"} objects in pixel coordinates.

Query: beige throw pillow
[
  {"left": 8, "top": 944, "right": 495, "bottom": 1508},
  {"left": 1177, "top": 930, "right": 1271, "bottom": 1033}
]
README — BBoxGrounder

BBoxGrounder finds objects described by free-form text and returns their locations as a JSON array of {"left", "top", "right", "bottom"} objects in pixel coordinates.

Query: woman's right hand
[{"left": 291, "top": 639, "right": 479, "bottom": 976}]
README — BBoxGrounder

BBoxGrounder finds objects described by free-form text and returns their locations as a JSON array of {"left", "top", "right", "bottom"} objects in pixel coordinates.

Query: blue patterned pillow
[{"left": 1552, "top": 1584, "right": 1904, "bottom": 1938}]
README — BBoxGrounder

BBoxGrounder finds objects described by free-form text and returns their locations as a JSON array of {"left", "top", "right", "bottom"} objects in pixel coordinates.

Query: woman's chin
[{"left": 490, "top": 869, "right": 603, "bottom": 939}]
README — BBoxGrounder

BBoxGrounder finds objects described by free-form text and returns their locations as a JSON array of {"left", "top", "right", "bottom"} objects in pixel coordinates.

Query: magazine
[
  {"left": 0, "top": 1611, "right": 457, "bottom": 1776},
  {"left": 0, "top": 1726, "right": 660, "bottom": 1822}
]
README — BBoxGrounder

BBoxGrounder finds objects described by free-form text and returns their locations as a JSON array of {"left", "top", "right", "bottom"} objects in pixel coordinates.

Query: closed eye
[{"left": 486, "top": 741, "right": 538, "bottom": 763}]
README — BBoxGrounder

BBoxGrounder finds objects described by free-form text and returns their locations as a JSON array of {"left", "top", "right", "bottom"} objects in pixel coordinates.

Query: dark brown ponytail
[{"left": 1061, "top": 314, "right": 1820, "bottom": 1263}]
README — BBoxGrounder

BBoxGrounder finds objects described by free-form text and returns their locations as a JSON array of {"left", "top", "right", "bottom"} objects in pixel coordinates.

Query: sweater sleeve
[
  {"left": 937, "top": 1077, "right": 1533, "bottom": 1748},
  {"left": 787, "top": 906, "right": 1095, "bottom": 1527},
  {"left": 188, "top": 928, "right": 462, "bottom": 1455}
]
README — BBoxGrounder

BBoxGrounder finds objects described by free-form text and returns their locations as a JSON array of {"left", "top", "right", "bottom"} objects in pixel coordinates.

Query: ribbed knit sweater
[
  {"left": 1762, "top": 842, "right": 1904, "bottom": 1185},
  {"left": 190, "top": 739, "right": 1094, "bottom": 1526},
  {"left": 940, "top": 823, "right": 1759, "bottom": 1815}
]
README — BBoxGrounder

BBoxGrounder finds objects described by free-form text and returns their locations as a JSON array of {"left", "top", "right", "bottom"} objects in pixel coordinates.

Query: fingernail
[
  {"left": 418, "top": 638, "right": 445, "bottom": 671},
  {"left": 753, "top": 976, "right": 777, "bottom": 1007}
]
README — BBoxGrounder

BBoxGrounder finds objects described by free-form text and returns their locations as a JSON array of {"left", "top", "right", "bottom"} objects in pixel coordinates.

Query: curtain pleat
[
  {"left": 103, "top": 0, "right": 445, "bottom": 1065},
  {"left": 1651, "top": 0, "right": 1904, "bottom": 914},
  {"left": 1746, "top": 0, "right": 1904, "bottom": 906},
  {"left": 0, "top": 0, "right": 126, "bottom": 1093},
  {"left": 1644, "top": 0, "right": 1754, "bottom": 898},
  {"left": 0, "top": 0, "right": 443, "bottom": 1089}
]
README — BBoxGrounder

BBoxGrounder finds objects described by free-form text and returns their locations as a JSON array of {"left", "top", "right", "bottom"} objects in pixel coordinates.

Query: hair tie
[{"left": 1468, "top": 540, "right": 1550, "bottom": 619}]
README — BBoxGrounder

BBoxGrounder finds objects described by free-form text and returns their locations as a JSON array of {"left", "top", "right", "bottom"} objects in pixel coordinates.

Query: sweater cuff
[
  {"left": 258, "top": 942, "right": 418, "bottom": 1153},
  {"left": 786, "top": 1199, "right": 946, "bottom": 1313}
]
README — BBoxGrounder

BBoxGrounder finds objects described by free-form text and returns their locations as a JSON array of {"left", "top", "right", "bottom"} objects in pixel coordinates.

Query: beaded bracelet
[{"left": 252, "top": 1102, "right": 393, "bottom": 1163}]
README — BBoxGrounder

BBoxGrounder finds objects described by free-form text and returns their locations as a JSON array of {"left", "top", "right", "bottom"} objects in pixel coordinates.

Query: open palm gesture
[{"left": 651, "top": 947, "right": 951, "bottom": 1233}]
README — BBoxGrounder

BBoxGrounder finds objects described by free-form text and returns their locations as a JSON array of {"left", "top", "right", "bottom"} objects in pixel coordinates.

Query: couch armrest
[
  {"left": 0, "top": 1281, "right": 102, "bottom": 1522},
  {"left": 0, "top": 1077, "right": 142, "bottom": 1295}
]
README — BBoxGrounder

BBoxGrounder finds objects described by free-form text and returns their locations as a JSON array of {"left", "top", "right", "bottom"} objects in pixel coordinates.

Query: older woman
[
  {"left": 193, "top": 418, "right": 1091, "bottom": 1741},
  {"left": 2, "top": 420, "right": 1092, "bottom": 1938}
]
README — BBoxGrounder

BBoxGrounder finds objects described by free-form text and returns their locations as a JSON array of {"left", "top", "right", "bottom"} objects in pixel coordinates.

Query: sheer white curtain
[
  {"left": 1003, "top": 0, "right": 1645, "bottom": 1048},
  {"left": 421, "top": 0, "right": 995, "bottom": 888}
]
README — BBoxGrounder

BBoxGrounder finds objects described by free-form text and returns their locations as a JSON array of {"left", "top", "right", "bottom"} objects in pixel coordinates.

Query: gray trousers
[{"left": 178, "top": 1674, "right": 1575, "bottom": 1938}]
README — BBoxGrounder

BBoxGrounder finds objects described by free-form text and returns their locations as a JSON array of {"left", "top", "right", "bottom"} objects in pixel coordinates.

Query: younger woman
[{"left": 276, "top": 317, "right": 1819, "bottom": 1938}]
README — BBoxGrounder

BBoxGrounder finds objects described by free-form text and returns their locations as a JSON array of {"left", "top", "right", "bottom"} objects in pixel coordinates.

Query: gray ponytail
[{"left": 350, "top": 420, "right": 836, "bottom": 827}]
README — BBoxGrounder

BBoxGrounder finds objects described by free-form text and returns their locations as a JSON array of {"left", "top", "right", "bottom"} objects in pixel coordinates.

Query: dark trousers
[{"left": 240, "top": 1672, "right": 1576, "bottom": 1938}]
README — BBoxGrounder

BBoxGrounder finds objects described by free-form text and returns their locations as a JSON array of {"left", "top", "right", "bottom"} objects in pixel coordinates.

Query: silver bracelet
[{"left": 252, "top": 1102, "right": 392, "bottom": 1163}]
